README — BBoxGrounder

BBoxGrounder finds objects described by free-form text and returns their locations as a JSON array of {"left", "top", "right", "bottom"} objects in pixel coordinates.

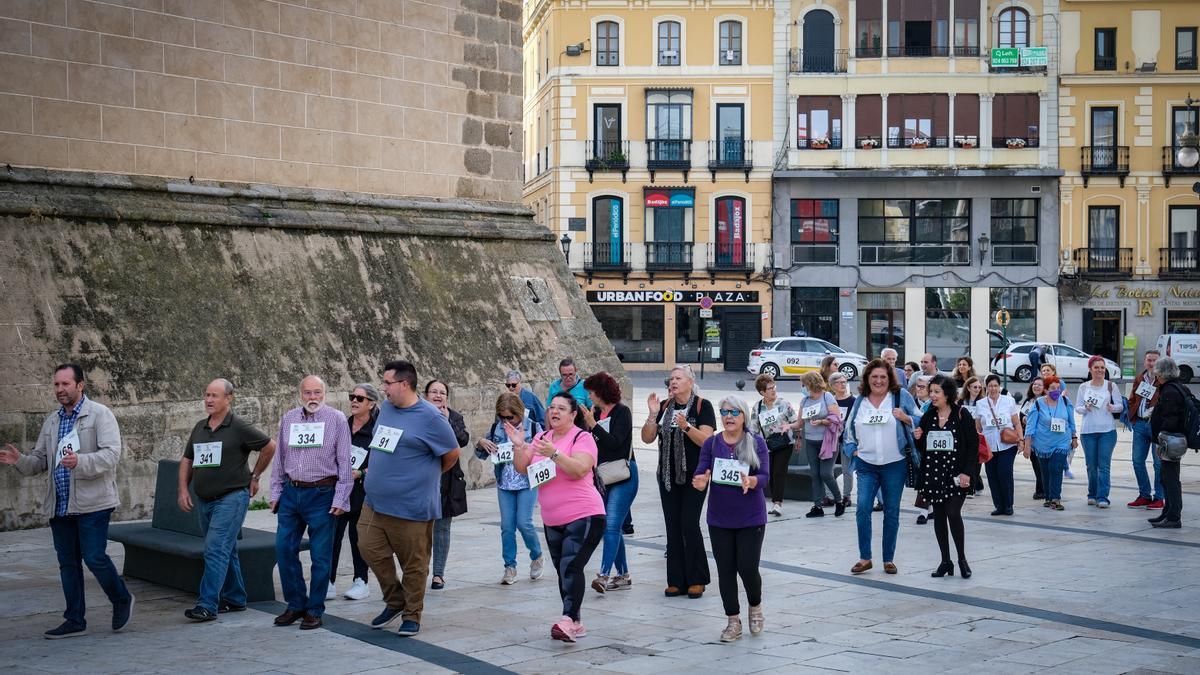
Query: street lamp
[
  {"left": 977, "top": 232, "right": 991, "bottom": 262},
  {"left": 560, "top": 233, "right": 571, "bottom": 262},
  {"left": 1176, "top": 93, "right": 1199, "bottom": 169}
]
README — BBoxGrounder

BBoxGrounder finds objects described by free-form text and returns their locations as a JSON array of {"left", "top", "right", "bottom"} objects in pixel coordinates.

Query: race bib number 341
[
  {"left": 713, "top": 457, "right": 750, "bottom": 486},
  {"left": 194, "top": 442, "right": 223, "bottom": 468}
]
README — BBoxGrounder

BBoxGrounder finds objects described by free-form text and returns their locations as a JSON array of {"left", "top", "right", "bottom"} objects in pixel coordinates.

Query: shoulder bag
[
  {"left": 759, "top": 400, "right": 793, "bottom": 452},
  {"left": 595, "top": 411, "right": 633, "bottom": 486}
]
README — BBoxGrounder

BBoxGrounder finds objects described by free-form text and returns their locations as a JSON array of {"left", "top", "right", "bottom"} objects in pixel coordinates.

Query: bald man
[
  {"left": 178, "top": 379, "right": 276, "bottom": 622},
  {"left": 270, "top": 375, "right": 353, "bottom": 630}
]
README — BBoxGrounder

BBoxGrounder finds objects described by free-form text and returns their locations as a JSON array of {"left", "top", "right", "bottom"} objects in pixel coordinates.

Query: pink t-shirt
[{"left": 532, "top": 428, "right": 606, "bottom": 527}]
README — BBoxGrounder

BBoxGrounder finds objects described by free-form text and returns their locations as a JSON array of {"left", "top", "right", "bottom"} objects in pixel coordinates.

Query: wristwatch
[
  {"left": 550, "top": 450, "right": 560, "bottom": 461},
  {"left": 683, "top": 422, "right": 692, "bottom": 432}
]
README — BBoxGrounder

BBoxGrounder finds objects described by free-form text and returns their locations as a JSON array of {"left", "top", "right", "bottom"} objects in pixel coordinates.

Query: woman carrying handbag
[
  {"left": 581, "top": 372, "right": 637, "bottom": 594},
  {"left": 976, "top": 374, "right": 1022, "bottom": 516}
]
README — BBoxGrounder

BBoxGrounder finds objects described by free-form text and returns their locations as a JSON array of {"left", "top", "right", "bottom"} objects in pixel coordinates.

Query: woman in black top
[
  {"left": 1149, "top": 357, "right": 1187, "bottom": 528},
  {"left": 331, "top": 382, "right": 379, "bottom": 601},
  {"left": 913, "top": 375, "right": 979, "bottom": 579},
  {"left": 426, "top": 379, "right": 471, "bottom": 590},
  {"left": 640, "top": 365, "right": 716, "bottom": 599},
  {"left": 581, "top": 372, "right": 636, "bottom": 593}
]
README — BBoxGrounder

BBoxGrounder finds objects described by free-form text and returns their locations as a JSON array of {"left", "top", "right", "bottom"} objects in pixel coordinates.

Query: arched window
[
  {"left": 719, "top": 20, "right": 742, "bottom": 65},
  {"left": 592, "top": 196, "right": 625, "bottom": 266},
  {"left": 998, "top": 8, "right": 1030, "bottom": 48},
  {"left": 597, "top": 21, "right": 619, "bottom": 66},
  {"left": 658, "top": 21, "right": 681, "bottom": 65},
  {"left": 714, "top": 196, "right": 747, "bottom": 266}
]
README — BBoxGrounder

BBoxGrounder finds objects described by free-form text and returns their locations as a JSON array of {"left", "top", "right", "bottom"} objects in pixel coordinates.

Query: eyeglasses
[
  {"left": 381, "top": 379, "right": 398, "bottom": 388},
  {"left": 348, "top": 394, "right": 368, "bottom": 403},
  {"left": 718, "top": 408, "right": 743, "bottom": 417},
  {"left": 505, "top": 383, "right": 519, "bottom": 389}
]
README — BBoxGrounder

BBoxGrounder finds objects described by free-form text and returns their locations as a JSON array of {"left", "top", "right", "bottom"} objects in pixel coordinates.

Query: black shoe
[
  {"left": 841, "top": 496, "right": 852, "bottom": 508},
  {"left": 1004, "top": 508, "right": 1014, "bottom": 516},
  {"left": 112, "top": 594, "right": 134, "bottom": 631},
  {"left": 805, "top": 505, "right": 825, "bottom": 518},
  {"left": 990, "top": 509, "right": 1004, "bottom": 516},
  {"left": 370, "top": 606, "right": 403, "bottom": 629},
  {"left": 43, "top": 622, "right": 87, "bottom": 639},
  {"left": 1033, "top": 492, "right": 1045, "bottom": 501},
  {"left": 958, "top": 559, "right": 972, "bottom": 579},
  {"left": 915, "top": 514, "right": 927, "bottom": 525},
  {"left": 622, "top": 522, "right": 635, "bottom": 535},
  {"left": 218, "top": 600, "right": 247, "bottom": 613},
  {"left": 184, "top": 606, "right": 217, "bottom": 622},
  {"left": 1151, "top": 520, "right": 1182, "bottom": 529},
  {"left": 1148, "top": 514, "right": 1167, "bottom": 524},
  {"left": 931, "top": 562, "right": 954, "bottom": 578},
  {"left": 873, "top": 501, "right": 884, "bottom": 512},
  {"left": 834, "top": 500, "right": 846, "bottom": 517}
]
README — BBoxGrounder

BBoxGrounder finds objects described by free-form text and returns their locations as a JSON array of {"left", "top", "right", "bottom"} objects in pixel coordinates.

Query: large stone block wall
[
  {"left": 0, "top": 0, "right": 522, "bottom": 202},
  {"left": 0, "top": 169, "right": 626, "bottom": 531}
]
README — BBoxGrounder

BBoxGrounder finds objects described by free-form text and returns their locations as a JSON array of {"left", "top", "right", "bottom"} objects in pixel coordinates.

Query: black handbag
[{"left": 766, "top": 433, "right": 792, "bottom": 453}]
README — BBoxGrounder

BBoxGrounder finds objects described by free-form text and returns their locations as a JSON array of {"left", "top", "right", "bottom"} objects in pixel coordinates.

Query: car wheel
[
  {"left": 838, "top": 363, "right": 858, "bottom": 380},
  {"left": 760, "top": 363, "right": 781, "bottom": 379},
  {"left": 1013, "top": 365, "right": 1034, "bottom": 383},
  {"left": 1181, "top": 365, "right": 1194, "bottom": 384}
]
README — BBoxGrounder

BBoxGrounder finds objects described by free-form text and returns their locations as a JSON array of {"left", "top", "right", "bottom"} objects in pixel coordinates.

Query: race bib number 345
[
  {"left": 528, "top": 459, "right": 556, "bottom": 487},
  {"left": 713, "top": 457, "right": 750, "bottom": 486}
]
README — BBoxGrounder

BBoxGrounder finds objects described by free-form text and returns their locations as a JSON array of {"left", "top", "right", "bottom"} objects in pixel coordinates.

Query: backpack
[{"left": 1164, "top": 382, "right": 1200, "bottom": 450}]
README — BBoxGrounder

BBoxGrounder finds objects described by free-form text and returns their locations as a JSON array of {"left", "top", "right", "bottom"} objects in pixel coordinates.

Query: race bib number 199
[
  {"left": 713, "top": 457, "right": 750, "bottom": 486},
  {"left": 194, "top": 442, "right": 223, "bottom": 468},
  {"left": 350, "top": 446, "right": 369, "bottom": 470},
  {"left": 528, "top": 459, "right": 556, "bottom": 487}
]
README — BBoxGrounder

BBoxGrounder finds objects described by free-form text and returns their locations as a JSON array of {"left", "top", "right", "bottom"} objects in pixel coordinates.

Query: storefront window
[
  {"left": 857, "top": 292, "right": 905, "bottom": 358},
  {"left": 791, "top": 288, "right": 840, "bottom": 344},
  {"left": 591, "top": 305, "right": 664, "bottom": 363},
  {"left": 926, "top": 288, "right": 971, "bottom": 361},
  {"left": 676, "top": 306, "right": 722, "bottom": 362},
  {"left": 990, "top": 287, "right": 1036, "bottom": 352},
  {"left": 1167, "top": 310, "right": 1200, "bottom": 334}
]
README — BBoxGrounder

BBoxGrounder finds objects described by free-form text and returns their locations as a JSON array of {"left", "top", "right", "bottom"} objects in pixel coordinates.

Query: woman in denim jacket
[
  {"left": 841, "top": 359, "right": 920, "bottom": 575},
  {"left": 475, "top": 392, "right": 545, "bottom": 584}
]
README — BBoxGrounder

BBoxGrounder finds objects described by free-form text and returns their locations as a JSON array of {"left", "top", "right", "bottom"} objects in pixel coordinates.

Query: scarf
[{"left": 658, "top": 393, "right": 695, "bottom": 491}]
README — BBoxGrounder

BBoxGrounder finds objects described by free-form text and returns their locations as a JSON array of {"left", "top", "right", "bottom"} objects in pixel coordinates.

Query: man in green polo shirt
[{"left": 178, "top": 379, "right": 276, "bottom": 622}]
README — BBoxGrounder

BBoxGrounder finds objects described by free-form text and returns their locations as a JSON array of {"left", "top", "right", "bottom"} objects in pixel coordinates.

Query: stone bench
[{"left": 108, "top": 459, "right": 300, "bottom": 603}]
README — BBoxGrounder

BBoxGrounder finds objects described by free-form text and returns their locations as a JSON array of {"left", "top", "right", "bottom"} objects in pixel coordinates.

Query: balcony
[
  {"left": 1094, "top": 55, "right": 1117, "bottom": 71},
  {"left": 645, "top": 241, "right": 694, "bottom": 276},
  {"left": 992, "top": 136, "right": 1040, "bottom": 149},
  {"left": 583, "top": 242, "right": 631, "bottom": 282},
  {"left": 792, "top": 243, "right": 838, "bottom": 265},
  {"left": 787, "top": 49, "right": 849, "bottom": 73},
  {"left": 1081, "top": 146, "right": 1130, "bottom": 187},
  {"left": 1072, "top": 247, "right": 1133, "bottom": 278},
  {"left": 1159, "top": 248, "right": 1200, "bottom": 279},
  {"left": 1162, "top": 146, "right": 1200, "bottom": 187},
  {"left": 859, "top": 242, "right": 970, "bottom": 265},
  {"left": 856, "top": 45, "right": 882, "bottom": 58},
  {"left": 887, "top": 45, "right": 951, "bottom": 58},
  {"left": 992, "top": 243, "right": 1038, "bottom": 265},
  {"left": 707, "top": 139, "right": 752, "bottom": 182},
  {"left": 585, "top": 140, "right": 630, "bottom": 183},
  {"left": 855, "top": 135, "right": 882, "bottom": 150},
  {"left": 646, "top": 139, "right": 692, "bottom": 182},
  {"left": 707, "top": 242, "right": 753, "bottom": 277},
  {"left": 798, "top": 135, "right": 843, "bottom": 150},
  {"left": 886, "top": 136, "right": 950, "bottom": 149}
]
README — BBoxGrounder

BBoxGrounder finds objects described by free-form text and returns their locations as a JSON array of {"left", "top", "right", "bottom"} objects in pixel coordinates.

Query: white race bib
[
  {"left": 927, "top": 431, "right": 954, "bottom": 452},
  {"left": 802, "top": 403, "right": 822, "bottom": 420},
  {"left": 1085, "top": 393, "right": 1102, "bottom": 409},
  {"left": 984, "top": 414, "right": 999, "bottom": 428},
  {"left": 713, "top": 457, "right": 750, "bottom": 486},
  {"left": 838, "top": 406, "right": 849, "bottom": 420},
  {"left": 528, "top": 459, "right": 556, "bottom": 487},
  {"left": 369, "top": 425, "right": 403, "bottom": 453},
  {"left": 193, "top": 441, "right": 223, "bottom": 468},
  {"left": 597, "top": 418, "right": 612, "bottom": 433},
  {"left": 289, "top": 422, "right": 325, "bottom": 448},
  {"left": 863, "top": 410, "right": 889, "bottom": 425},
  {"left": 1050, "top": 418, "right": 1066, "bottom": 433},
  {"left": 492, "top": 442, "right": 514, "bottom": 465},
  {"left": 350, "top": 446, "right": 369, "bottom": 470},
  {"left": 55, "top": 429, "right": 79, "bottom": 468},
  {"left": 759, "top": 409, "right": 781, "bottom": 429},
  {"left": 1135, "top": 380, "right": 1156, "bottom": 399}
]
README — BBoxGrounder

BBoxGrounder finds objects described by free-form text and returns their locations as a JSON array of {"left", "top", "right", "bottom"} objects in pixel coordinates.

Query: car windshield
[{"left": 812, "top": 339, "right": 845, "bottom": 354}]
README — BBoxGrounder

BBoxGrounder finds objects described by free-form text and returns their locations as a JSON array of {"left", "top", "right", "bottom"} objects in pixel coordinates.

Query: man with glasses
[
  {"left": 505, "top": 369, "right": 545, "bottom": 428},
  {"left": 270, "top": 375, "right": 352, "bottom": 631},
  {"left": 179, "top": 379, "right": 276, "bottom": 622},
  {"left": 547, "top": 358, "right": 592, "bottom": 410},
  {"left": 359, "top": 360, "right": 460, "bottom": 637}
]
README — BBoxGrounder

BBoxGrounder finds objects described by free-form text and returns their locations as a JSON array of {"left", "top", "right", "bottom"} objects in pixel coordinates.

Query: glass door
[
  {"left": 1091, "top": 107, "right": 1117, "bottom": 167},
  {"left": 655, "top": 104, "right": 684, "bottom": 160},
  {"left": 716, "top": 104, "right": 744, "bottom": 162},
  {"left": 594, "top": 104, "right": 621, "bottom": 161}
]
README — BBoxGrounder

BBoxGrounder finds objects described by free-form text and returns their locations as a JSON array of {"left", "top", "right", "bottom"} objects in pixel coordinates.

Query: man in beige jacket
[{"left": 1, "top": 363, "right": 134, "bottom": 639}]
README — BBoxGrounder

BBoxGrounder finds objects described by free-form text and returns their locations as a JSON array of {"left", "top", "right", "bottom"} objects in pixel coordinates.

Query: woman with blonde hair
[{"left": 798, "top": 371, "right": 844, "bottom": 518}]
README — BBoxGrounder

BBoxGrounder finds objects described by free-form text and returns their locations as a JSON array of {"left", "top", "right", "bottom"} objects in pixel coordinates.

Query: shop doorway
[
  {"left": 722, "top": 308, "right": 762, "bottom": 371},
  {"left": 857, "top": 292, "right": 906, "bottom": 359},
  {"left": 1082, "top": 308, "right": 1122, "bottom": 363}
]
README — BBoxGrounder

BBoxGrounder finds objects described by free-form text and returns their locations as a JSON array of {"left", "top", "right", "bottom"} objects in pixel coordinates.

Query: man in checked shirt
[{"left": 270, "top": 375, "right": 353, "bottom": 631}]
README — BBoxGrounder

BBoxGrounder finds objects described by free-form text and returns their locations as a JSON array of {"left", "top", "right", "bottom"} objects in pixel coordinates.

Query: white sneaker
[
  {"left": 325, "top": 582, "right": 337, "bottom": 600},
  {"left": 501, "top": 566, "right": 518, "bottom": 585},
  {"left": 343, "top": 577, "right": 369, "bottom": 600},
  {"left": 530, "top": 556, "right": 544, "bottom": 580}
]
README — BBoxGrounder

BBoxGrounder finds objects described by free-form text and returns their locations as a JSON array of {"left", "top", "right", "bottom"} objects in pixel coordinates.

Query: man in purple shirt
[{"left": 270, "top": 375, "right": 352, "bottom": 630}]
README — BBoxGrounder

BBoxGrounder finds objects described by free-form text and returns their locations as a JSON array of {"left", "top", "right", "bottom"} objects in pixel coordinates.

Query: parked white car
[
  {"left": 1156, "top": 334, "right": 1200, "bottom": 383},
  {"left": 748, "top": 337, "right": 869, "bottom": 381},
  {"left": 990, "top": 341, "right": 1120, "bottom": 383}
]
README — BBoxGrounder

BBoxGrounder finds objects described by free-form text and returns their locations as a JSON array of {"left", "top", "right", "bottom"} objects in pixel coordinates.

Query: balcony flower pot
[
  {"left": 1006, "top": 138, "right": 1027, "bottom": 149},
  {"left": 606, "top": 152, "right": 627, "bottom": 166},
  {"left": 957, "top": 140, "right": 975, "bottom": 149},
  {"left": 909, "top": 139, "right": 929, "bottom": 149},
  {"left": 811, "top": 138, "right": 830, "bottom": 149},
  {"left": 859, "top": 139, "right": 879, "bottom": 149}
]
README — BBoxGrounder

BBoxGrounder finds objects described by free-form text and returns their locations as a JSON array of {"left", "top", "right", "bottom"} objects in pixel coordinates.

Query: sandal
[
  {"left": 1051, "top": 501, "right": 1065, "bottom": 511},
  {"left": 430, "top": 576, "right": 445, "bottom": 590}
]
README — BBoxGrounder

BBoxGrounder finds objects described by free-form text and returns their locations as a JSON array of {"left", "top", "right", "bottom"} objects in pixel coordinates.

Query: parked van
[{"left": 1156, "top": 334, "right": 1200, "bottom": 383}]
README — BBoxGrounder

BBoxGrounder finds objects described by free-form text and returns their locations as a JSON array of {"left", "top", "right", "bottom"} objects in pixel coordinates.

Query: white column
[
  {"left": 881, "top": 93, "right": 889, "bottom": 158},
  {"left": 948, "top": 0, "right": 955, "bottom": 56},
  {"left": 904, "top": 287, "right": 926, "bottom": 364},
  {"left": 979, "top": 0, "right": 989, "bottom": 51},
  {"left": 980, "top": 93, "right": 994, "bottom": 161},
  {"left": 842, "top": 93, "right": 856, "bottom": 162},
  {"left": 948, "top": 93, "right": 957, "bottom": 151},
  {"left": 970, "top": 286, "right": 991, "bottom": 369},
  {"left": 1036, "top": 286, "right": 1059, "bottom": 343}
]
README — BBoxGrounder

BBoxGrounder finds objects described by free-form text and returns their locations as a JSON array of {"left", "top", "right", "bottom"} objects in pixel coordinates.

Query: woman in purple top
[{"left": 692, "top": 395, "right": 769, "bottom": 643}]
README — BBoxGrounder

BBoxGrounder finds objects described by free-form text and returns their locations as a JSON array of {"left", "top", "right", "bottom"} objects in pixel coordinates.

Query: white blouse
[
  {"left": 1075, "top": 380, "right": 1121, "bottom": 434},
  {"left": 853, "top": 396, "right": 903, "bottom": 466},
  {"left": 976, "top": 394, "right": 1019, "bottom": 451}
]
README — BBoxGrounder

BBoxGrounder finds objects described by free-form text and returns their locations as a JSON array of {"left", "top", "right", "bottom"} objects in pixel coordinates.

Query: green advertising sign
[
  {"left": 1020, "top": 46, "right": 1048, "bottom": 67},
  {"left": 991, "top": 48, "right": 1019, "bottom": 67},
  {"left": 1121, "top": 334, "right": 1137, "bottom": 379}
]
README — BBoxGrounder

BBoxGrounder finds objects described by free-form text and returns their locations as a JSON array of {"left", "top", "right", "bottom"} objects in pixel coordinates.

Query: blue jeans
[
  {"left": 275, "top": 482, "right": 335, "bottom": 617},
  {"left": 1038, "top": 453, "right": 1067, "bottom": 500},
  {"left": 853, "top": 458, "right": 906, "bottom": 562},
  {"left": 498, "top": 487, "right": 542, "bottom": 568},
  {"left": 1081, "top": 430, "right": 1117, "bottom": 502},
  {"left": 1132, "top": 420, "right": 1164, "bottom": 500},
  {"left": 599, "top": 459, "right": 639, "bottom": 576},
  {"left": 196, "top": 488, "right": 249, "bottom": 613},
  {"left": 49, "top": 509, "right": 131, "bottom": 629},
  {"left": 432, "top": 516, "right": 452, "bottom": 577}
]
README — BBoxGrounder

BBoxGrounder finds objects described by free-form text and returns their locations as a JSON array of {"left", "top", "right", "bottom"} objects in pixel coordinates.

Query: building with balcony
[
  {"left": 770, "top": 0, "right": 1062, "bottom": 370},
  {"left": 522, "top": 0, "right": 775, "bottom": 370},
  {"left": 1057, "top": 0, "right": 1200, "bottom": 364}
]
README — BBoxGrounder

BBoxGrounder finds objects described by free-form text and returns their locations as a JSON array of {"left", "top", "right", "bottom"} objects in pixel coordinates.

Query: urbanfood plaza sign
[{"left": 587, "top": 290, "right": 759, "bottom": 303}]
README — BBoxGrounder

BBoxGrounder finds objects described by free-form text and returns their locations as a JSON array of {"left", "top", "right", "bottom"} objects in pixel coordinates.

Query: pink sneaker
[
  {"left": 551, "top": 616, "right": 577, "bottom": 642},
  {"left": 572, "top": 620, "right": 587, "bottom": 637}
]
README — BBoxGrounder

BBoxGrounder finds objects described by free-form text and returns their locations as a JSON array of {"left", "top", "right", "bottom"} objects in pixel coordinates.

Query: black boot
[
  {"left": 805, "top": 505, "right": 825, "bottom": 518},
  {"left": 958, "top": 559, "right": 972, "bottom": 579},
  {"left": 834, "top": 499, "right": 846, "bottom": 517},
  {"left": 931, "top": 562, "right": 954, "bottom": 578}
]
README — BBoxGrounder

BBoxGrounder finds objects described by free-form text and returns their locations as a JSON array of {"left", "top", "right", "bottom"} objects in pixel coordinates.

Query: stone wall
[
  {"left": 0, "top": 168, "right": 627, "bottom": 531},
  {"left": 0, "top": 0, "right": 522, "bottom": 202}
]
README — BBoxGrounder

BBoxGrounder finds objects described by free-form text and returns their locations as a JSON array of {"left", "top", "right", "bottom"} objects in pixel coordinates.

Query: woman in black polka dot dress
[{"left": 913, "top": 375, "right": 979, "bottom": 579}]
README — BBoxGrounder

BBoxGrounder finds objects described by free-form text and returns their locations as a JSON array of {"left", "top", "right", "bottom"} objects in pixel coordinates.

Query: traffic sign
[
  {"left": 699, "top": 308, "right": 713, "bottom": 318},
  {"left": 699, "top": 296, "right": 714, "bottom": 310},
  {"left": 995, "top": 309, "right": 1011, "bottom": 327}
]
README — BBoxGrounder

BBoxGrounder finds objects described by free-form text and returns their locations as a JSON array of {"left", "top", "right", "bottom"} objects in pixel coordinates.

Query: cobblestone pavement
[{"left": 2, "top": 373, "right": 1199, "bottom": 674}]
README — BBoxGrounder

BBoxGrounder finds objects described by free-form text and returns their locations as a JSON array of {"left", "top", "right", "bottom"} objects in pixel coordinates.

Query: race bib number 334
[{"left": 289, "top": 422, "right": 325, "bottom": 448}]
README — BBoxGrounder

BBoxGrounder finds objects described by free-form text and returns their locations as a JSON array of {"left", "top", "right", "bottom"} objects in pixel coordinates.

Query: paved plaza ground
[{"left": 2, "top": 372, "right": 1199, "bottom": 674}]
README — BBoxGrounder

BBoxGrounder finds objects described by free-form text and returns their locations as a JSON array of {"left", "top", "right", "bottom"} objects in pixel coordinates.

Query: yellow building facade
[
  {"left": 522, "top": 0, "right": 775, "bottom": 371},
  {"left": 1057, "top": 0, "right": 1200, "bottom": 364}
]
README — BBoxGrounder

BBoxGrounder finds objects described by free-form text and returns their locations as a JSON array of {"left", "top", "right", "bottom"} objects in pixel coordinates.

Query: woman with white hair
[
  {"left": 641, "top": 365, "right": 716, "bottom": 599},
  {"left": 692, "top": 395, "right": 769, "bottom": 642},
  {"left": 1150, "top": 357, "right": 1187, "bottom": 529}
]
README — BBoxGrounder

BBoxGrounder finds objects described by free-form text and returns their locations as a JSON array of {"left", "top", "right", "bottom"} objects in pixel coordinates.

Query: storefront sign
[
  {"left": 608, "top": 200, "right": 621, "bottom": 264},
  {"left": 1020, "top": 47, "right": 1048, "bottom": 66},
  {"left": 644, "top": 187, "right": 695, "bottom": 208},
  {"left": 991, "top": 48, "right": 1019, "bottom": 67},
  {"left": 587, "top": 290, "right": 759, "bottom": 303}
]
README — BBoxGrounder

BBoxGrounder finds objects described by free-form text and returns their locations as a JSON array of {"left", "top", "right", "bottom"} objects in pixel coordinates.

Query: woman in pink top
[{"left": 510, "top": 392, "right": 605, "bottom": 644}]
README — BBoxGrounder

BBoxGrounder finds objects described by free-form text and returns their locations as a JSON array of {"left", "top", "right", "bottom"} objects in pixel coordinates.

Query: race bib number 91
[
  {"left": 528, "top": 459, "right": 556, "bottom": 487},
  {"left": 713, "top": 457, "right": 749, "bottom": 486},
  {"left": 369, "top": 425, "right": 403, "bottom": 453}
]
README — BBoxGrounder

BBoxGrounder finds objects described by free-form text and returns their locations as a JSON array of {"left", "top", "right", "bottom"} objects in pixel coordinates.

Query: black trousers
[
  {"left": 1028, "top": 451, "right": 1045, "bottom": 496},
  {"left": 768, "top": 447, "right": 792, "bottom": 502},
  {"left": 1162, "top": 458, "right": 1183, "bottom": 522},
  {"left": 659, "top": 479, "right": 711, "bottom": 588},
  {"left": 709, "top": 525, "right": 764, "bottom": 616},
  {"left": 984, "top": 449, "right": 1016, "bottom": 511},
  {"left": 331, "top": 506, "right": 369, "bottom": 582},
  {"left": 544, "top": 515, "right": 605, "bottom": 621}
]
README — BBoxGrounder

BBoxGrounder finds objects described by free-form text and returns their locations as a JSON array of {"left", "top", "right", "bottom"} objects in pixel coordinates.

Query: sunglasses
[
  {"left": 499, "top": 414, "right": 519, "bottom": 423},
  {"left": 718, "top": 408, "right": 743, "bottom": 417},
  {"left": 505, "top": 383, "right": 519, "bottom": 389},
  {"left": 348, "top": 394, "right": 369, "bottom": 403}
]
